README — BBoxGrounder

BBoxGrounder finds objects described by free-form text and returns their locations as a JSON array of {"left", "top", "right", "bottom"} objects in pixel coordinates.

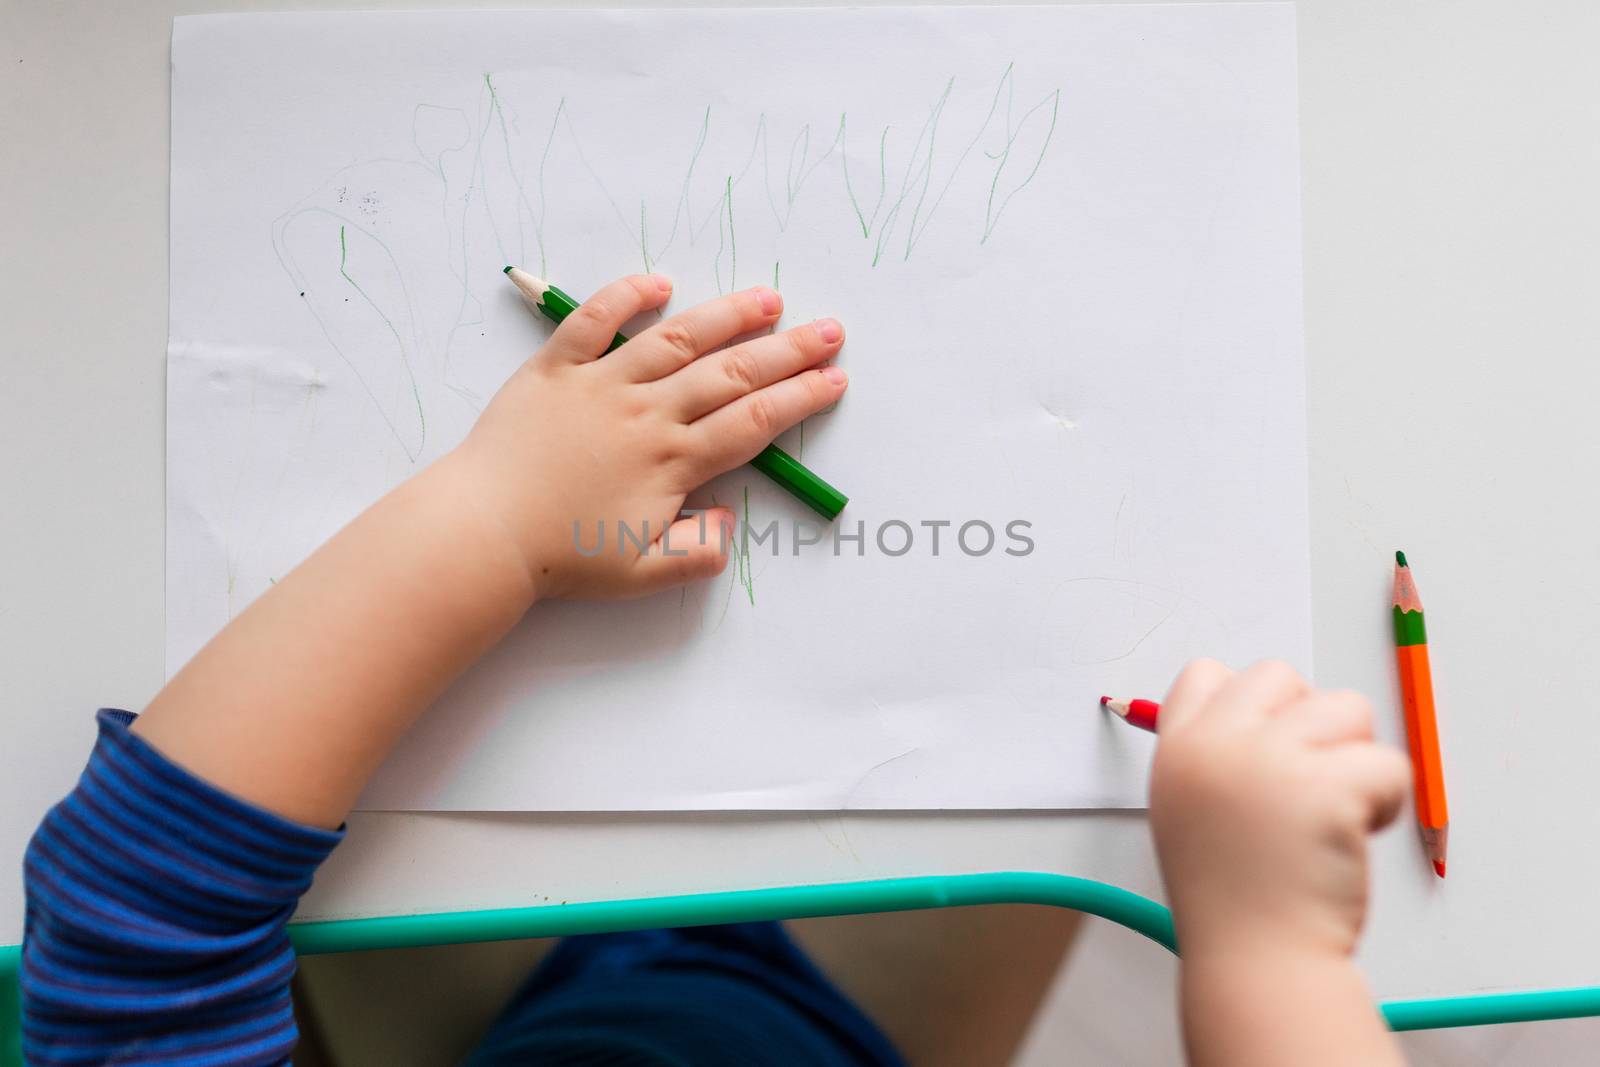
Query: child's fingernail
[
  {"left": 651, "top": 274, "right": 673, "bottom": 292},
  {"left": 753, "top": 287, "right": 782, "bottom": 315},
  {"left": 814, "top": 318, "right": 842, "bottom": 343},
  {"left": 821, "top": 366, "right": 848, "bottom": 386}
]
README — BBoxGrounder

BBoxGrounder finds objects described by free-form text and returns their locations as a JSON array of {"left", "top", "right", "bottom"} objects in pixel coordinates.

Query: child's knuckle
[
  {"left": 573, "top": 300, "right": 615, "bottom": 331},
  {"left": 745, "top": 394, "right": 780, "bottom": 437},
  {"left": 656, "top": 321, "right": 700, "bottom": 360},
  {"left": 721, "top": 348, "right": 761, "bottom": 393}
]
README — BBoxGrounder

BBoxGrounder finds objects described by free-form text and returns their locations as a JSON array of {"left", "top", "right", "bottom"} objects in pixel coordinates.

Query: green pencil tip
[
  {"left": 1395, "top": 550, "right": 1408, "bottom": 567},
  {"left": 503, "top": 265, "right": 514, "bottom": 274}
]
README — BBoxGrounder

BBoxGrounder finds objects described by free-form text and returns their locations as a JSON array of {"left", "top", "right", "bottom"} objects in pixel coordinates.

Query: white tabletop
[{"left": 5, "top": 0, "right": 1599, "bottom": 1003}]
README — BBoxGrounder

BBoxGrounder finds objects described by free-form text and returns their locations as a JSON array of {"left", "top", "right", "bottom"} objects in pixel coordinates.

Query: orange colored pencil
[{"left": 1393, "top": 551, "right": 1449, "bottom": 878}]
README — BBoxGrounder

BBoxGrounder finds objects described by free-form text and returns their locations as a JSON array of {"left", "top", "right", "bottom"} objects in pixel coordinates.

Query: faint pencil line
[
  {"left": 841, "top": 116, "right": 892, "bottom": 239},
  {"left": 485, "top": 73, "right": 547, "bottom": 272},
  {"left": 339, "top": 223, "right": 426, "bottom": 460},
  {"left": 536, "top": 97, "right": 565, "bottom": 277},
  {"left": 982, "top": 87, "right": 1061, "bottom": 242},
  {"left": 737, "top": 485, "right": 755, "bottom": 605},
  {"left": 714, "top": 174, "right": 737, "bottom": 293},
  {"left": 903, "top": 65, "right": 1010, "bottom": 257}
]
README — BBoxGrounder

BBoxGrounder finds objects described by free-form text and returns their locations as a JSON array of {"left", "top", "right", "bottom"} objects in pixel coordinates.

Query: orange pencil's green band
[{"left": 1394, "top": 608, "right": 1427, "bottom": 647}]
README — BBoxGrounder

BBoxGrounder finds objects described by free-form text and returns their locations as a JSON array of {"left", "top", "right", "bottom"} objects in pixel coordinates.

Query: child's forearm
[
  {"left": 131, "top": 279, "right": 845, "bottom": 831},
  {"left": 1181, "top": 948, "right": 1403, "bottom": 1067},
  {"left": 134, "top": 450, "right": 531, "bottom": 828}
]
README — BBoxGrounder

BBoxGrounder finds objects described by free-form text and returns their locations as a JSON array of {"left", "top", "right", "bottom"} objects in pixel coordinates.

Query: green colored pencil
[{"left": 504, "top": 266, "right": 848, "bottom": 521}]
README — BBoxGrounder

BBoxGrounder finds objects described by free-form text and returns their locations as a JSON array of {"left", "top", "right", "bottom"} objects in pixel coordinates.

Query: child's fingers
[
  {"left": 683, "top": 367, "right": 848, "bottom": 482},
  {"left": 661, "top": 319, "right": 843, "bottom": 421},
  {"left": 548, "top": 275, "right": 673, "bottom": 363},
  {"left": 1275, "top": 690, "right": 1376, "bottom": 746},
  {"left": 628, "top": 509, "right": 735, "bottom": 596},
  {"left": 617, "top": 287, "right": 783, "bottom": 383},
  {"left": 1157, "top": 658, "right": 1233, "bottom": 735},
  {"left": 1209, "top": 660, "right": 1310, "bottom": 730},
  {"left": 1325, "top": 743, "right": 1412, "bottom": 831}
]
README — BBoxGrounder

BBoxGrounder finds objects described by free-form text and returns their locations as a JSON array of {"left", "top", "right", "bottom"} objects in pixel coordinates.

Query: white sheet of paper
[{"left": 168, "top": 4, "right": 1308, "bottom": 811}]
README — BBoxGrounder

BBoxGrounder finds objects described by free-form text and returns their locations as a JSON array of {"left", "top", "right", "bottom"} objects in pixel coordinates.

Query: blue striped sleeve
[{"left": 21, "top": 709, "right": 344, "bottom": 1066}]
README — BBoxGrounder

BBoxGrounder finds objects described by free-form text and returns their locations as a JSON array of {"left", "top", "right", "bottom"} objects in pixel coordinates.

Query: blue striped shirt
[
  {"left": 21, "top": 710, "right": 343, "bottom": 1065},
  {"left": 20, "top": 712, "right": 903, "bottom": 1067}
]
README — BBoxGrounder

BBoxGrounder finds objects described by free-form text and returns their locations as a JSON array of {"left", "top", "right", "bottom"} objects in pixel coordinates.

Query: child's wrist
[
  {"left": 1179, "top": 911, "right": 1357, "bottom": 986},
  {"left": 427, "top": 447, "right": 545, "bottom": 606},
  {"left": 1180, "top": 948, "right": 1396, "bottom": 1067},
  {"left": 1176, "top": 899, "right": 1354, "bottom": 968}
]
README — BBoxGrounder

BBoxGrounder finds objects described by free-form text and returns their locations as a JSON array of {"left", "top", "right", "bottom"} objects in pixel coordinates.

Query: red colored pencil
[{"left": 1100, "top": 695, "right": 1159, "bottom": 733}]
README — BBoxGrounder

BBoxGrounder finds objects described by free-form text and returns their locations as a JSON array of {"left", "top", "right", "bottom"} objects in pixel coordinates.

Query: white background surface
[
  {"left": 6, "top": 0, "right": 1600, "bottom": 1014},
  {"left": 166, "top": 5, "right": 1310, "bottom": 813}
]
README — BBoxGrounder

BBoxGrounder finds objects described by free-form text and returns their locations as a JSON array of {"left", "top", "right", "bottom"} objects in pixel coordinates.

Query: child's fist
[{"left": 1149, "top": 660, "right": 1410, "bottom": 962}]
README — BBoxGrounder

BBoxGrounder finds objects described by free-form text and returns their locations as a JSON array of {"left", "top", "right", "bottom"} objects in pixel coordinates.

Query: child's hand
[
  {"left": 1149, "top": 660, "right": 1410, "bottom": 962},
  {"left": 455, "top": 275, "right": 847, "bottom": 600}
]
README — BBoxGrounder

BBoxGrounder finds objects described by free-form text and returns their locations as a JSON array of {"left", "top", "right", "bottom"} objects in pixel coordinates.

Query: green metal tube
[{"left": 6, "top": 873, "right": 1600, "bottom": 1044}]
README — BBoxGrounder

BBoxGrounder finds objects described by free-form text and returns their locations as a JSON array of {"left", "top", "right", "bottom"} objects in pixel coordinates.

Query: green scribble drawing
[
  {"left": 871, "top": 77, "right": 953, "bottom": 266},
  {"left": 560, "top": 102, "right": 644, "bottom": 262},
  {"left": 765, "top": 116, "right": 845, "bottom": 231},
  {"left": 466, "top": 75, "right": 509, "bottom": 267},
  {"left": 730, "top": 118, "right": 769, "bottom": 195},
  {"left": 841, "top": 116, "right": 892, "bottom": 239},
  {"left": 982, "top": 74, "right": 1061, "bottom": 242},
  {"left": 274, "top": 202, "right": 428, "bottom": 458},
  {"left": 738, "top": 486, "right": 756, "bottom": 605},
  {"left": 647, "top": 109, "right": 766, "bottom": 272},
  {"left": 901, "top": 78, "right": 958, "bottom": 258},
  {"left": 274, "top": 63, "right": 1063, "bottom": 475},
  {"left": 648, "top": 106, "right": 711, "bottom": 264},
  {"left": 412, "top": 103, "right": 470, "bottom": 183},
  {"left": 496, "top": 66, "right": 1056, "bottom": 283},
  {"left": 338, "top": 223, "right": 427, "bottom": 460},
  {"left": 536, "top": 97, "right": 566, "bottom": 277},
  {"left": 700, "top": 116, "right": 767, "bottom": 249},
  {"left": 485, "top": 73, "right": 544, "bottom": 270},
  {"left": 554, "top": 102, "right": 765, "bottom": 283},
  {"left": 273, "top": 185, "right": 435, "bottom": 435},
  {"left": 714, "top": 175, "right": 736, "bottom": 294},
  {"left": 409, "top": 104, "right": 475, "bottom": 386},
  {"left": 903, "top": 66, "right": 1009, "bottom": 259},
  {"left": 728, "top": 173, "right": 737, "bottom": 291},
  {"left": 338, "top": 224, "right": 352, "bottom": 283},
  {"left": 640, "top": 203, "right": 652, "bottom": 273},
  {"left": 440, "top": 75, "right": 503, "bottom": 378}
]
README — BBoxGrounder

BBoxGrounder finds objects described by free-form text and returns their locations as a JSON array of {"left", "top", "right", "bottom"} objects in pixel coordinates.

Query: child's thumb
[{"left": 630, "top": 508, "right": 735, "bottom": 595}]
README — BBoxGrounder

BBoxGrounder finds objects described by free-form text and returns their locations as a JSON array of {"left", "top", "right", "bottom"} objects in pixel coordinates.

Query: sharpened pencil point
[
  {"left": 1099, "top": 695, "right": 1110, "bottom": 706},
  {"left": 1396, "top": 550, "right": 1408, "bottom": 567},
  {"left": 1432, "top": 859, "right": 1446, "bottom": 879},
  {"left": 503, "top": 265, "right": 514, "bottom": 274}
]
